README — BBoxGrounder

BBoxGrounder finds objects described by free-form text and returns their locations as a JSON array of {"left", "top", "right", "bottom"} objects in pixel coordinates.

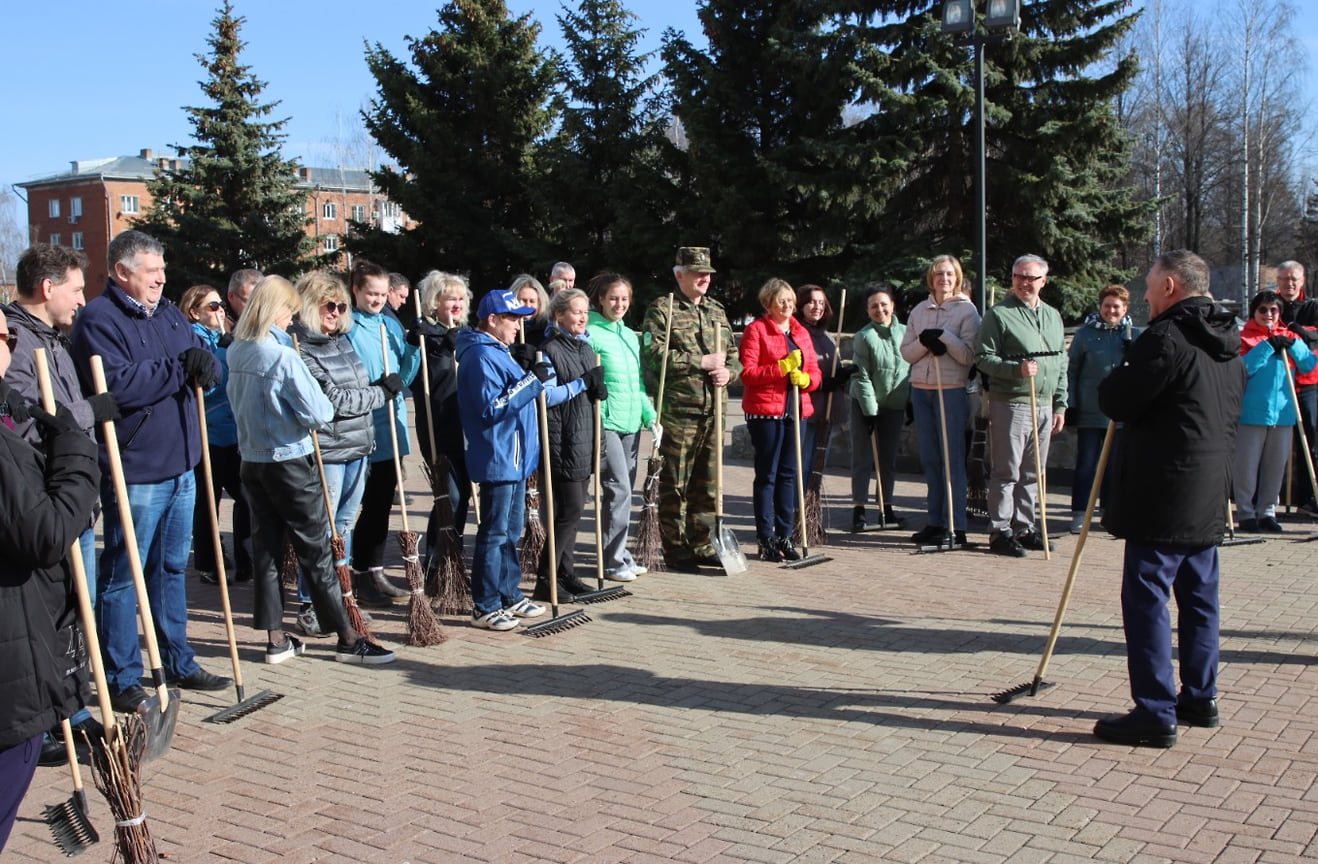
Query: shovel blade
[
  {"left": 713, "top": 525, "right": 748, "bottom": 576},
  {"left": 139, "top": 688, "right": 181, "bottom": 762}
]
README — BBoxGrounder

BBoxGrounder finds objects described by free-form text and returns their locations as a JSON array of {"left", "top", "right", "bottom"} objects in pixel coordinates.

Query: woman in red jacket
[{"left": 741, "top": 278, "right": 821, "bottom": 561}]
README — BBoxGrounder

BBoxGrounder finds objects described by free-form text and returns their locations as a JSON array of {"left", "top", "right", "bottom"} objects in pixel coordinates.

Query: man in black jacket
[
  {"left": 1094, "top": 250, "right": 1246, "bottom": 748},
  {"left": 1275, "top": 261, "right": 1318, "bottom": 516}
]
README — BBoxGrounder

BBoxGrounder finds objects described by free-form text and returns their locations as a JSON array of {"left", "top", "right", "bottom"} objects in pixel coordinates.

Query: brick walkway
[{"left": 11, "top": 452, "right": 1318, "bottom": 862}]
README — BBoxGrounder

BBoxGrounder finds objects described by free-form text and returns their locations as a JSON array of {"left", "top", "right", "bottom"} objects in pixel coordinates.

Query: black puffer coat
[
  {"left": 292, "top": 322, "right": 386, "bottom": 464},
  {"left": 410, "top": 323, "right": 465, "bottom": 465},
  {"left": 540, "top": 328, "right": 595, "bottom": 482},
  {"left": 0, "top": 416, "right": 101, "bottom": 750},
  {"left": 1099, "top": 296, "right": 1246, "bottom": 546}
]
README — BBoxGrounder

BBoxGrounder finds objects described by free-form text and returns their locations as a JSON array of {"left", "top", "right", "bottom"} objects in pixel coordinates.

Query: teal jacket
[
  {"left": 587, "top": 311, "right": 656, "bottom": 435},
  {"left": 849, "top": 320, "right": 911, "bottom": 415},
  {"left": 344, "top": 308, "right": 420, "bottom": 463},
  {"left": 975, "top": 293, "right": 1068, "bottom": 410}
]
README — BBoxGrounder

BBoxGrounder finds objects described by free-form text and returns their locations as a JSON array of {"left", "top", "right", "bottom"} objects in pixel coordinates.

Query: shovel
[
  {"left": 711, "top": 327, "right": 748, "bottom": 576},
  {"left": 89, "top": 355, "right": 179, "bottom": 761}
]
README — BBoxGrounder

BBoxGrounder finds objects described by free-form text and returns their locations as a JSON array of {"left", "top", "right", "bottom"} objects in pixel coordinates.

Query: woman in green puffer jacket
[{"left": 587, "top": 273, "right": 658, "bottom": 582}]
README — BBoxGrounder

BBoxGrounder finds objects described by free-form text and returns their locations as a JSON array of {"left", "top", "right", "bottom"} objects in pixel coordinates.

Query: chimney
[{"left": 140, "top": 148, "right": 153, "bottom": 161}]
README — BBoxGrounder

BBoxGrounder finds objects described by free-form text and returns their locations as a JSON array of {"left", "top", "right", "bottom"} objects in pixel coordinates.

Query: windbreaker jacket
[
  {"left": 226, "top": 327, "right": 334, "bottom": 463},
  {"left": 975, "top": 293, "right": 1068, "bottom": 411},
  {"left": 1067, "top": 320, "right": 1141, "bottom": 429},
  {"left": 1098, "top": 296, "right": 1246, "bottom": 546},
  {"left": 292, "top": 321, "right": 385, "bottom": 464},
  {"left": 587, "top": 310, "right": 655, "bottom": 435},
  {"left": 1238, "top": 319, "right": 1316, "bottom": 427},
  {"left": 640, "top": 292, "right": 741, "bottom": 419},
  {"left": 740, "top": 315, "right": 820, "bottom": 418},
  {"left": 1280, "top": 293, "right": 1318, "bottom": 387},
  {"left": 900, "top": 292, "right": 981, "bottom": 391},
  {"left": 0, "top": 419, "right": 100, "bottom": 750},
  {"left": 344, "top": 308, "right": 419, "bottom": 464},
  {"left": 2, "top": 302, "right": 96, "bottom": 445},
  {"left": 192, "top": 323, "right": 238, "bottom": 447},
  {"left": 69, "top": 280, "right": 216, "bottom": 483},
  {"left": 850, "top": 320, "right": 910, "bottom": 415}
]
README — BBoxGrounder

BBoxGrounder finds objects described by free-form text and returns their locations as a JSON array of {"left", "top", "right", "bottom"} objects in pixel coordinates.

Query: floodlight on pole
[{"left": 942, "top": 0, "right": 974, "bottom": 33}]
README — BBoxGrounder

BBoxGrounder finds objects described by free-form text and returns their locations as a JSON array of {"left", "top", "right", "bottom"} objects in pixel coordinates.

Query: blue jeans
[
  {"left": 1121, "top": 542, "right": 1219, "bottom": 725},
  {"left": 299, "top": 457, "right": 368, "bottom": 604},
  {"left": 911, "top": 387, "right": 969, "bottom": 531},
  {"left": 471, "top": 480, "right": 528, "bottom": 616},
  {"left": 1070, "top": 426, "right": 1111, "bottom": 512},
  {"left": 97, "top": 471, "right": 200, "bottom": 693},
  {"left": 747, "top": 417, "right": 797, "bottom": 540}
]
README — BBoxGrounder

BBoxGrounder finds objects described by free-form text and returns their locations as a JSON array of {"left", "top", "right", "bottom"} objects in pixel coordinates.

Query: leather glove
[
  {"left": 777, "top": 349, "right": 803, "bottom": 376},
  {"left": 509, "top": 342, "right": 536, "bottom": 370},
  {"left": 919, "top": 329, "right": 947, "bottom": 356},
  {"left": 1268, "top": 334, "right": 1296, "bottom": 353},
  {"left": 788, "top": 369, "right": 811, "bottom": 389},
  {"left": 180, "top": 347, "right": 218, "bottom": 389},
  {"left": 0, "top": 380, "right": 31, "bottom": 423},
  {"left": 407, "top": 320, "right": 445, "bottom": 347},
  {"left": 583, "top": 366, "right": 608, "bottom": 402},
  {"left": 374, "top": 373, "right": 405, "bottom": 398},
  {"left": 531, "top": 360, "right": 554, "bottom": 384},
  {"left": 88, "top": 392, "right": 121, "bottom": 424},
  {"left": 217, "top": 333, "right": 234, "bottom": 349},
  {"left": 31, "top": 404, "right": 97, "bottom": 461}
]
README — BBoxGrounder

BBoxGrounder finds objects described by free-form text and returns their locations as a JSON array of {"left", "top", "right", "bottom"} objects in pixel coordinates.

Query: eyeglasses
[
  {"left": 0, "top": 330, "right": 15, "bottom": 348},
  {"left": 201, "top": 301, "right": 223, "bottom": 312},
  {"left": 323, "top": 302, "right": 348, "bottom": 315},
  {"left": 1012, "top": 273, "right": 1045, "bottom": 284}
]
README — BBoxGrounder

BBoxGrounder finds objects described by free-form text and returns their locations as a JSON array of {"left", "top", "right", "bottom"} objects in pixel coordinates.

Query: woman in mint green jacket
[
  {"left": 848, "top": 285, "right": 911, "bottom": 525},
  {"left": 587, "top": 273, "right": 657, "bottom": 581}
]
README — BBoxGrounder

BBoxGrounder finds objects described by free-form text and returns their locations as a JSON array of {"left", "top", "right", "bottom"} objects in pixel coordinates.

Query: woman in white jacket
[{"left": 899, "top": 255, "right": 981, "bottom": 545}]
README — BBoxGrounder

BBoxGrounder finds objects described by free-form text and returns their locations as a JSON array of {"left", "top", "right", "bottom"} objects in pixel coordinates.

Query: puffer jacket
[
  {"left": 2, "top": 302, "right": 96, "bottom": 445},
  {"left": 192, "top": 323, "right": 238, "bottom": 447},
  {"left": 587, "top": 310, "right": 655, "bottom": 434},
  {"left": 541, "top": 327, "right": 596, "bottom": 481},
  {"left": 975, "top": 293, "right": 1068, "bottom": 411},
  {"left": 740, "top": 314, "right": 820, "bottom": 418},
  {"left": 1067, "top": 319, "right": 1141, "bottom": 429},
  {"left": 850, "top": 320, "right": 910, "bottom": 415},
  {"left": 1238, "top": 319, "right": 1316, "bottom": 427},
  {"left": 291, "top": 321, "right": 386, "bottom": 464},
  {"left": 344, "top": 308, "right": 419, "bottom": 464},
  {"left": 900, "top": 292, "right": 980, "bottom": 390},
  {"left": 409, "top": 323, "right": 465, "bottom": 464},
  {"left": 1099, "top": 296, "right": 1246, "bottom": 546},
  {"left": 0, "top": 417, "right": 100, "bottom": 750}
]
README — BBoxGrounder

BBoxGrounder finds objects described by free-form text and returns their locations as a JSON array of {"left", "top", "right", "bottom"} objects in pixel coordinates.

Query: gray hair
[
  {"left": 418, "top": 270, "right": 472, "bottom": 323},
  {"left": 108, "top": 229, "right": 163, "bottom": 273},
  {"left": 228, "top": 268, "right": 263, "bottom": 295},
  {"left": 1157, "top": 249, "right": 1211, "bottom": 297},
  {"left": 548, "top": 287, "right": 589, "bottom": 321},
  {"left": 1012, "top": 254, "right": 1049, "bottom": 275},
  {"left": 550, "top": 261, "right": 575, "bottom": 281},
  {"left": 1277, "top": 260, "right": 1305, "bottom": 277}
]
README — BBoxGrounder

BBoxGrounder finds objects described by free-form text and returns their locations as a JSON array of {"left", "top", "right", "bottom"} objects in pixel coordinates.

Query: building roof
[{"left": 17, "top": 149, "right": 379, "bottom": 192}]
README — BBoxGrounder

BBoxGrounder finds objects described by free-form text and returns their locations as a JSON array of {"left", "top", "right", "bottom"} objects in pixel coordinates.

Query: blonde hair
[
  {"left": 418, "top": 270, "right": 472, "bottom": 325},
  {"left": 295, "top": 271, "right": 353, "bottom": 335},
  {"left": 926, "top": 255, "right": 964, "bottom": 295},
  {"left": 758, "top": 277, "right": 795, "bottom": 310},
  {"left": 233, "top": 275, "right": 300, "bottom": 342}
]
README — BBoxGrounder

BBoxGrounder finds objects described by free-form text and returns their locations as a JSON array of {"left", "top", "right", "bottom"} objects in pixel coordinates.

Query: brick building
[{"left": 17, "top": 149, "right": 413, "bottom": 298}]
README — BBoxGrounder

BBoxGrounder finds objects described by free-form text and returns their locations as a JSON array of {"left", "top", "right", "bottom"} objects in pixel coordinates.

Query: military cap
[{"left": 675, "top": 247, "right": 716, "bottom": 274}]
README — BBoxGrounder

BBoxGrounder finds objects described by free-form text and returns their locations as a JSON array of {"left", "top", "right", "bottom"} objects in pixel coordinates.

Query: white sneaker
[
  {"left": 604, "top": 567, "right": 637, "bottom": 582},
  {"left": 505, "top": 597, "right": 547, "bottom": 618},
  {"left": 473, "top": 609, "right": 518, "bottom": 631},
  {"left": 628, "top": 563, "right": 647, "bottom": 576}
]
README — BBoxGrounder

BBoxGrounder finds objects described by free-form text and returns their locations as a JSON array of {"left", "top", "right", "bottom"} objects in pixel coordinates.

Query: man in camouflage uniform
[{"left": 641, "top": 247, "right": 742, "bottom": 571}]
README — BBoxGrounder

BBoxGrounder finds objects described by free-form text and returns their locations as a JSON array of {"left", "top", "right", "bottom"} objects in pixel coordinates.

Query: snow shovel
[
  {"left": 710, "top": 327, "right": 748, "bottom": 576},
  {"left": 89, "top": 356, "right": 179, "bottom": 762},
  {"left": 784, "top": 382, "right": 831, "bottom": 569}
]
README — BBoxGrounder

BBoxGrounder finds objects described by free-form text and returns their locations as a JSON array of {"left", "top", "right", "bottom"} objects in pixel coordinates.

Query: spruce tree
[
  {"left": 358, "top": 0, "right": 558, "bottom": 291},
  {"left": 135, "top": 2, "right": 314, "bottom": 293}
]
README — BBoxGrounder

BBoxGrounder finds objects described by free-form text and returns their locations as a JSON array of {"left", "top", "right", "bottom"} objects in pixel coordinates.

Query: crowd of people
[{"left": 2, "top": 233, "right": 1314, "bottom": 846}]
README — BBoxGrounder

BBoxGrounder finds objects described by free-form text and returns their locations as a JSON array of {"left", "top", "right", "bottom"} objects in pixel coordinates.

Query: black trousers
[
  {"left": 351, "top": 459, "right": 397, "bottom": 571},
  {"left": 537, "top": 475, "right": 589, "bottom": 582},
  {"left": 241, "top": 456, "right": 350, "bottom": 636},
  {"left": 192, "top": 443, "right": 251, "bottom": 573}
]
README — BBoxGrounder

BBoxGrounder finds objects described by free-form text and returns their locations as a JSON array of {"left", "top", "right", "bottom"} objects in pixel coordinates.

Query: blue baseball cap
[{"left": 477, "top": 289, "right": 537, "bottom": 319}]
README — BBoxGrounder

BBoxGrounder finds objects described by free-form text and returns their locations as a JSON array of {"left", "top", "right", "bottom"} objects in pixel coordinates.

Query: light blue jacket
[
  {"left": 345, "top": 308, "right": 420, "bottom": 463},
  {"left": 227, "top": 327, "right": 334, "bottom": 463},
  {"left": 1240, "top": 336, "right": 1317, "bottom": 427},
  {"left": 193, "top": 323, "right": 238, "bottom": 447}
]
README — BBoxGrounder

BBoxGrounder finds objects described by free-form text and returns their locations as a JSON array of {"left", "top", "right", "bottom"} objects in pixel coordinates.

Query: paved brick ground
[{"left": 11, "top": 439, "right": 1318, "bottom": 862}]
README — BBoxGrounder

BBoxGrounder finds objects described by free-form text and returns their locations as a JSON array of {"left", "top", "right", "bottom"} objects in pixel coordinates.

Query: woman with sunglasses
[
  {"left": 181, "top": 283, "right": 252, "bottom": 586},
  {"left": 287, "top": 271, "right": 396, "bottom": 638},
  {"left": 1233, "top": 290, "right": 1317, "bottom": 532}
]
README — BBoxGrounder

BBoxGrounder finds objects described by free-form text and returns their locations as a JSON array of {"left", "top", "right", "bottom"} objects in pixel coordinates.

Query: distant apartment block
[{"left": 17, "top": 148, "right": 414, "bottom": 297}]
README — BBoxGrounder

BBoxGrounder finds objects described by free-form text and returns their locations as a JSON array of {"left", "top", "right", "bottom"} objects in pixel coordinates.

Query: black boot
[
  {"left": 758, "top": 537, "right": 782, "bottom": 562},
  {"left": 851, "top": 506, "right": 867, "bottom": 533},
  {"left": 775, "top": 537, "right": 801, "bottom": 562},
  {"left": 353, "top": 568, "right": 400, "bottom": 608},
  {"left": 883, "top": 506, "right": 902, "bottom": 527}
]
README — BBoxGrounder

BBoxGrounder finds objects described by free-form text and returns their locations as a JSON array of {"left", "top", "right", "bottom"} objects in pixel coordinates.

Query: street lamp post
[{"left": 941, "top": 0, "right": 1020, "bottom": 313}]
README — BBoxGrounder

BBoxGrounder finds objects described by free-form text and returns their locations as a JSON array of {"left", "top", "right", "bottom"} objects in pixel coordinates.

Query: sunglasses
[
  {"left": 199, "top": 301, "right": 224, "bottom": 312},
  {"left": 324, "top": 302, "right": 348, "bottom": 315}
]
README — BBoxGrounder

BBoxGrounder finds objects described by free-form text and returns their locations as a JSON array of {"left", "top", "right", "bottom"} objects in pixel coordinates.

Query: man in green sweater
[{"left": 974, "top": 254, "right": 1068, "bottom": 557}]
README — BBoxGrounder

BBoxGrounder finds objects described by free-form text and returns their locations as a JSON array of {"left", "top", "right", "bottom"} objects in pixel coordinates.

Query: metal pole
[{"left": 974, "top": 37, "right": 987, "bottom": 313}]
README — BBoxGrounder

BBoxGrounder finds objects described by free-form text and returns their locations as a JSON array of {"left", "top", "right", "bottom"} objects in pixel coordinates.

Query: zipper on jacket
[{"left": 121, "top": 406, "right": 153, "bottom": 450}]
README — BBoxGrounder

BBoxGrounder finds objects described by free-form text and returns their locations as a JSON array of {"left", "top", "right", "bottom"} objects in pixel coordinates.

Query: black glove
[
  {"left": 217, "top": 333, "right": 234, "bottom": 349},
  {"left": 1064, "top": 407, "right": 1078, "bottom": 428},
  {"left": 31, "top": 404, "right": 97, "bottom": 461},
  {"left": 509, "top": 342, "right": 536, "bottom": 371},
  {"left": 1268, "top": 334, "right": 1295, "bottom": 354},
  {"left": 87, "top": 392, "right": 121, "bottom": 424},
  {"left": 531, "top": 360, "right": 554, "bottom": 384},
  {"left": 407, "top": 320, "right": 445, "bottom": 347},
  {"left": 919, "top": 328, "right": 947, "bottom": 356},
  {"left": 583, "top": 366, "right": 608, "bottom": 402},
  {"left": 0, "top": 380, "right": 31, "bottom": 423},
  {"left": 374, "top": 373, "right": 405, "bottom": 398},
  {"left": 1298, "top": 328, "right": 1318, "bottom": 349},
  {"left": 180, "top": 347, "right": 218, "bottom": 389}
]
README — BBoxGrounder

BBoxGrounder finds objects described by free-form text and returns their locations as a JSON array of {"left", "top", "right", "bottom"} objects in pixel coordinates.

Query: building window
[
  {"left": 351, "top": 204, "right": 366, "bottom": 222},
  {"left": 50, "top": 233, "right": 62, "bottom": 246},
  {"left": 380, "top": 201, "right": 400, "bottom": 218},
  {"left": 48, "top": 199, "right": 61, "bottom": 219},
  {"left": 72, "top": 232, "right": 84, "bottom": 250},
  {"left": 70, "top": 197, "right": 83, "bottom": 219},
  {"left": 322, "top": 201, "right": 337, "bottom": 220},
  {"left": 121, "top": 195, "right": 139, "bottom": 214},
  {"left": 323, "top": 234, "right": 339, "bottom": 252}
]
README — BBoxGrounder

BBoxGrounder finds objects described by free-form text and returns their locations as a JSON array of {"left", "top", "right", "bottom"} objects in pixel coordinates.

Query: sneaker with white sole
[
  {"left": 505, "top": 597, "right": 547, "bottom": 618},
  {"left": 628, "top": 563, "right": 648, "bottom": 576},
  {"left": 334, "top": 637, "right": 397, "bottom": 664},
  {"left": 473, "top": 608, "right": 519, "bottom": 631},
  {"left": 265, "top": 634, "right": 306, "bottom": 665},
  {"left": 295, "top": 605, "right": 327, "bottom": 638},
  {"left": 604, "top": 567, "right": 637, "bottom": 582}
]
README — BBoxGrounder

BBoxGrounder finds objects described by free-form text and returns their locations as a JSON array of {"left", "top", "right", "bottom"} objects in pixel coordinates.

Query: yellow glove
[
  {"left": 777, "top": 349, "right": 803, "bottom": 375},
  {"left": 788, "top": 369, "right": 810, "bottom": 389}
]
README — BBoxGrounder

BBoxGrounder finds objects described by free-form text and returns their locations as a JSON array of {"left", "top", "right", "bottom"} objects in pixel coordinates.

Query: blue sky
[{"left": 2, "top": 1, "right": 1315, "bottom": 230}]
